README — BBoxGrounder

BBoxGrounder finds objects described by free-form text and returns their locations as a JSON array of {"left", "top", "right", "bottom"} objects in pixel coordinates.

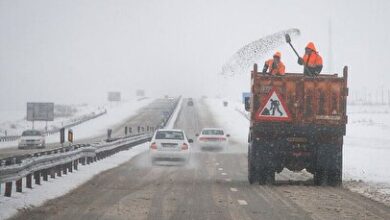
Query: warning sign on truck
[{"left": 255, "top": 88, "right": 291, "bottom": 121}]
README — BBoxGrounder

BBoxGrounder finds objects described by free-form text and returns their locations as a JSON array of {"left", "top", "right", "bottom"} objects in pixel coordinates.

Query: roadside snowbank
[{"left": 165, "top": 98, "right": 183, "bottom": 129}]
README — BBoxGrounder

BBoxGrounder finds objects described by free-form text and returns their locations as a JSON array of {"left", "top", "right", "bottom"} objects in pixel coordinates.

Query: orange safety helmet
[
  {"left": 273, "top": 51, "right": 281, "bottom": 58},
  {"left": 305, "top": 42, "right": 317, "bottom": 52}
]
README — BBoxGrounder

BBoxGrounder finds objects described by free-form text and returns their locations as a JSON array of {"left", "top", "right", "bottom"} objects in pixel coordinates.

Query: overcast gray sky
[{"left": 1, "top": 0, "right": 389, "bottom": 110}]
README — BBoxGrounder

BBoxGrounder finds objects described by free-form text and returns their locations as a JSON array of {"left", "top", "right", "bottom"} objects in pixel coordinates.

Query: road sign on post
[
  {"left": 60, "top": 128, "right": 65, "bottom": 144},
  {"left": 27, "top": 102, "right": 54, "bottom": 121},
  {"left": 107, "top": 129, "right": 112, "bottom": 140},
  {"left": 107, "top": 92, "right": 121, "bottom": 102}
]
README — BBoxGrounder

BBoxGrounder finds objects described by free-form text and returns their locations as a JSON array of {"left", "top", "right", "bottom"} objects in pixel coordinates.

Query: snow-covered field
[
  {"left": 205, "top": 98, "right": 390, "bottom": 206},
  {"left": 0, "top": 104, "right": 104, "bottom": 137},
  {"left": 0, "top": 98, "right": 153, "bottom": 149}
]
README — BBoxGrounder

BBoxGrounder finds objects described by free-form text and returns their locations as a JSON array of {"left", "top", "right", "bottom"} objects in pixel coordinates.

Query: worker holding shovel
[
  {"left": 285, "top": 34, "right": 323, "bottom": 76},
  {"left": 298, "top": 42, "right": 323, "bottom": 76}
]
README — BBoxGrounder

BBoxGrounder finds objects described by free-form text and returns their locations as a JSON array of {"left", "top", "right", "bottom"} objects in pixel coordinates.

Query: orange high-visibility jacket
[
  {"left": 265, "top": 59, "right": 285, "bottom": 75},
  {"left": 303, "top": 53, "right": 323, "bottom": 68},
  {"left": 301, "top": 42, "right": 323, "bottom": 75}
]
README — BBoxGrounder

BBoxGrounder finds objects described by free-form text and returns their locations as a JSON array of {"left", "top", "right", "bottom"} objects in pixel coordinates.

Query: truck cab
[{"left": 246, "top": 64, "right": 348, "bottom": 186}]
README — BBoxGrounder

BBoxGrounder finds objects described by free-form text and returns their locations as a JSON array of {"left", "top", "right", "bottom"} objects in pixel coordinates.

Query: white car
[
  {"left": 197, "top": 128, "right": 229, "bottom": 150},
  {"left": 149, "top": 129, "right": 193, "bottom": 163},
  {"left": 18, "top": 129, "right": 46, "bottom": 149}
]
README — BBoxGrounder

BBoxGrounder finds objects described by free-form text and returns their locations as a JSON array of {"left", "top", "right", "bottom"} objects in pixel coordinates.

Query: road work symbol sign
[{"left": 255, "top": 88, "right": 292, "bottom": 121}]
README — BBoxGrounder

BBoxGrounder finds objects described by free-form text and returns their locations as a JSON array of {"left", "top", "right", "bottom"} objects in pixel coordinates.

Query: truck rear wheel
[
  {"left": 313, "top": 169, "right": 325, "bottom": 186},
  {"left": 328, "top": 137, "right": 343, "bottom": 186},
  {"left": 258, "top": 168, "right": 275, "bottom": 185},
  {"left": 257, "top": 139, "right": 275, "bottom": 185},
  {"left": 248, "top": 142, "right": 259, "bottom": 184},
  {"left": 314, "top": 136, "right": 343, "bottom": 186}
]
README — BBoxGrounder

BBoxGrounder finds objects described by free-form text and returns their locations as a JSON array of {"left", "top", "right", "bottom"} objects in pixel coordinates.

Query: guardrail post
[
  {"left": 57, "top": 165, "right": 62, "bottom": 177},
  {"left": 63, "top": 164, "right": 68, "bottom": 175},
  {"left": 74, "top": 159, "right": 78, "bottom": 170},
  {"left": 16, "top": 179, "right": 22, "bottom": 192},
  {"left": 34, "top": 171, "right": 41, "bottom": 185},
  {"left": 43, "top": 169, "right": 48, "bottom": 181},
  {"left": 50, "top": 168, "right": 56, "bottom": 178},
  {"left": 4, "top": 182, "right": 12, "bottom": 197},
  {"left": 26, "top": 173, "right": 32, "bottom": 188}
]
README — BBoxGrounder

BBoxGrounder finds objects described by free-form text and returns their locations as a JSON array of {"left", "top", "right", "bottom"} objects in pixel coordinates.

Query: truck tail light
[
  {"left": 150, "top": 142, "right": 157, "bottom": 149},
  {"left": 181, "top": 143, "right": 188, "bottom": 150}
]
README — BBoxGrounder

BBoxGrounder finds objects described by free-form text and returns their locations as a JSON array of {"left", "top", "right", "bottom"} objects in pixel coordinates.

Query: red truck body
[{"left": 247, "top": 64, "right": 348, "bottom": 186}]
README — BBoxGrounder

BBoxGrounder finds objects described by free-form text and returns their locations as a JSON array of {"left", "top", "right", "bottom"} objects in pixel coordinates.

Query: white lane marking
[
  {"left": 218, "top": 168, "right": 223, "bottom": 171},
  {"left": 221, "top": 172, "right": 227, "bottom": 176},
  {"left": 225, "top": 178, "right": 232, "bottom": 182},
  {"left": 230, "top": 187, "right": 238, "bottom": 192},
  {"left": 237, "top": 200, "right": 248, "bottom": 205}
]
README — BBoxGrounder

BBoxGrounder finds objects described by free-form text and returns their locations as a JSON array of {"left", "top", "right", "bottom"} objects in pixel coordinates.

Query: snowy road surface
[{"left": 10, "top": 99, "right": 390, "bottom": 220}]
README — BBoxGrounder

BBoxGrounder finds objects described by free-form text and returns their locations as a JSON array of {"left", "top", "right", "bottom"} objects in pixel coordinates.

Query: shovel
[{"left": 285, "top": 34, "right": 314, "bottom": 76}]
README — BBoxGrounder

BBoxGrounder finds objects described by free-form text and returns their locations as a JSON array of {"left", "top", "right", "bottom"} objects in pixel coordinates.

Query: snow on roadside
[
  {"left": 165, "top": 98, "right": 183, "bottom": 129},
  {"left": 344, "top": 180, "right": 390, "bottom": 207},
  {"left": 0, "top": 104, "right": 105, "bottom": 137},
  {"left": 68, "top": 98, "right": 153, "bottom": 140},
  {"left": 204, "top": 98, "right": 249, "bottom": 143},
  {"left": 0, "top": 144, "right": 148, "bottom": 220},
  {"left": 205, "top": 98, "right": 390, "bottom": 206}
]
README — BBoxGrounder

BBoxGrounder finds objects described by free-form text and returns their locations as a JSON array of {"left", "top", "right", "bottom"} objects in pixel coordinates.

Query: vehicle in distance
[
  {"left": 246, "top": 64, "right": 348, "bottom": 186},
  {"left": 149, "top": 129, "right": 193, "bottom": 163},
  {"left": 187, "top": 99, "right": 194, "bottom": 106},
  {"left": 18, "top": 129, "right": 46, "bottom": 149},
  {"left": 196, "top": 128, "right": 229, "bottom": 150}
]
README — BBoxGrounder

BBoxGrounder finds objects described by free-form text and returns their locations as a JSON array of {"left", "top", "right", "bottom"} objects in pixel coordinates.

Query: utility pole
[
  {"left": 381, "top": 86, "right": 384, "bottom": 105},
  {"left": 328, "top": 18, "right": 333, "bottom": 73},
  {"left": 386, "top": 89, "right": 390, "bottom": 105}
]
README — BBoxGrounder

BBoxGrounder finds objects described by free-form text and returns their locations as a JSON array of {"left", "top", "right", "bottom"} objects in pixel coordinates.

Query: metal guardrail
[
  {"left": 0, "top": 97, "right": 180, "bottom": 197},
  {"left": 0, "top": 133, "right": 152, "bottom": 197},
  {"left": 0, "top": 135, "right": 19, "bottom": 142}
]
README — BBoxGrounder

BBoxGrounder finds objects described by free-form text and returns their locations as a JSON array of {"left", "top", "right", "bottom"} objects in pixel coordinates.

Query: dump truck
[{"left": 246, "top": 64, "right": 348, "bottom": 186}]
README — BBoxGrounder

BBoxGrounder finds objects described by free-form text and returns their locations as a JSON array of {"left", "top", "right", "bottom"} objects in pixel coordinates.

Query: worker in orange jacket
[
  {"left": 298, "top": 42, "right": 323, "bottom": 76},
  {"left": 262, "top": 52, "right": 285, "bottom": 75}
]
